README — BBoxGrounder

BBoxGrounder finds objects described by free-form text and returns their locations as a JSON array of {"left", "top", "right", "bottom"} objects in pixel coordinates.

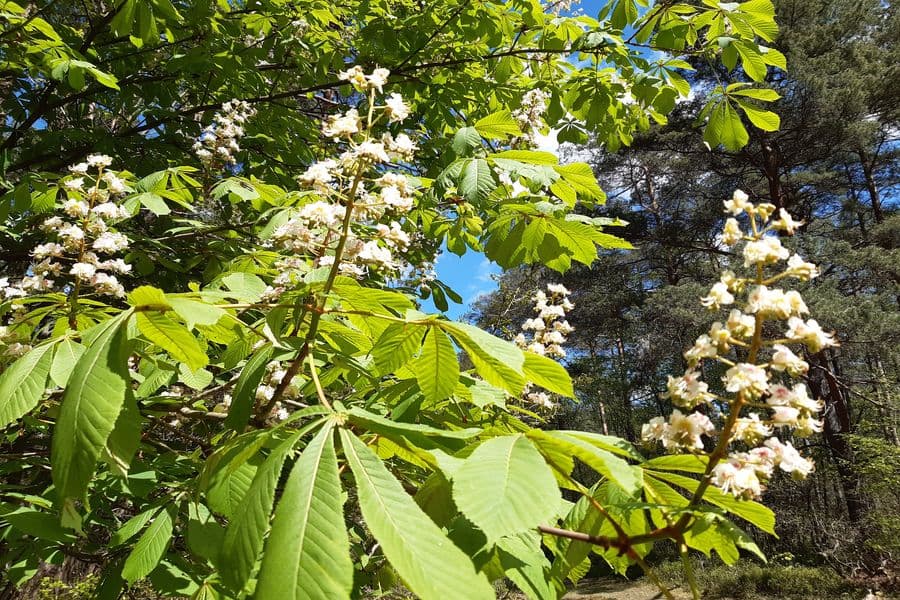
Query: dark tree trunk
[{"left": 807, "top": 350, "right": 865, "bottom": 523}]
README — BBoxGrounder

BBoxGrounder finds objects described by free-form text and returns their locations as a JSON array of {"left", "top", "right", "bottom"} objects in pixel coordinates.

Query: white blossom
[
  {"left": 724, "top": 363, "right": 769, "bottom": 398},
  {"left": 384, "top": 93, "right": 409, "bottom": 122},
  {"left": 785, "top": 317, "right": 837, "bottom": 352}
]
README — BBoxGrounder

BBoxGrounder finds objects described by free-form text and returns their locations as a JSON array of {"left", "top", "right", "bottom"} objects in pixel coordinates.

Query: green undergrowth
[{"left": 653, "top": 559, "right": 869, "bottom": 599}]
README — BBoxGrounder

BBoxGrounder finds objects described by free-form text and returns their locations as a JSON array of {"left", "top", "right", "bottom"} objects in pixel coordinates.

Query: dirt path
[{"left": 563, "top": 580, "right": 691, "bottom": 600}]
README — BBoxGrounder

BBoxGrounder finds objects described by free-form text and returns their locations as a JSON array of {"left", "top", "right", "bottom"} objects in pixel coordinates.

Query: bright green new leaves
[
  {"left": 474, "top": 110, "right": 522, "bottom": 140},
  {"left": 413, "top": 328, "right": 459, "bottom": 403},
  {"left": 442, "top": 322, "right": 526, "bottom": 396},
  {"left": 255, "top": 425, "right": 352, "bottom": 600},
  {"left": 225, "top": 344, "right": 274, "bottom": 431},
  {"left": 135, "top": 311, "right": 207, "bottom": 371},
  {"left": 646, "top": 470, "right": 776, "bottom": 535},
  {"left": 49, "top": 339, "right": 85, "bottom": 388},
  {"left": 340, "top": 429, "right": 494, "bottom": 600},
  {"left": 522, "top": 352, "right": 573, "bottom": 397},
  {"left": 122, "top": 506, "right": 175, "bottom": 584},
  {"left": 0, "top": 342, "right": 54, "bottom": 427},
  {"left": 51, "top": 312, "right": 132, "bottom": 505},
  {"left": 452, "top": 435, "right": 561, "bottom": 543},
  {"left": 130, "top": 285, "right": 207, "bottom": 370},
  {"left": 529, "top": 430, "right": 642, "bottom": 496},
  {"left": 701, "top": 83, "right": 781, "bottom": 150},
  {"left": 219, "top": 429, "right": 309, "bottom": 593}
]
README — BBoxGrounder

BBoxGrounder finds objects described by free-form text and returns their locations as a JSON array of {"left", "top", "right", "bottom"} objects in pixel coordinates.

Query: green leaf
[
  {"left": 372, "top": 323, "right": 426, "bottom": 375},
  {"left": 167, "top": 298, "right": 226, "bottom": 329},
  {"left": 451, "top": 126, "right": 481, "bottom": 155},
  {"left": 128, "top": 285, "right": 170, "bottom": 310},
  {"left": 646, "top": 471, "right": 776, "bottom": 534},
  {"left": 528, "top": 430, "right": 642, "bottom": 496},
  {"left": 346, "top": 407, "right": 479, "bottom": 452},
  {"left": 442, "top": 322, "right": 526, "bottom": 396},
  {"left": 0, "top": 342, "right": 54, "bottom": 427},
  {"left": 52, "top": 313, "right": 132, "bottom": 504},
  {"left": 643, "top": 454, "right": 708, "bottom": 474},
  {"left": 452, "top": 435, "right": 561, "bottom": 543},
  {"left": 221, "top": 272, "right": 266, "bottom": 302},
  {"left": 256, "top": 425, "right": 352, "bottom": 599},
  {"left": 729, "top": 87, "right": 780, "bottom": 101},
  {"left": 734, "top": 41, "right": 767, "bottom": 82},
  {"left": 474, "top": 110, "right": 522, "bottom": 139},
  {"left": 734, "top": 98, "right": 780, "bottom": 131},
  {"left": 218, "top": 431, "right": 304, "bottom": 592},
  {"left": 103, "top": 396, "right": 142, "bottom": 477},
  {"left": 491, "top": 150, "right": 559, "bottom": 165},
  {"left": 522, "top": 351, "right": 574, "bottom": 397},
  {"left": 458, "top": 158, "right": 496, "bottom": 203},
  {"left": 49, "top": 339, "right": 85, "bottom": 388},
  {"left": 340, "top": 429, "right": 493, "bottom": 600},
  {"left": 225, "top": 344, "right": 273, "bottom": 431},
  {"left": 122, "top": 506, "right": 174, "bottom": 584},
  {"left": 110, "top": 508, "right": 157, "bottom": 546},
  {"left": 413, "top": 328, "right": 459, "bottom": 403},
  {"left": 704, "top": 100, "right": 749, "bottom": 151},
  {"left": 136, "top": 311, "right": 207, "bottom": 371}
]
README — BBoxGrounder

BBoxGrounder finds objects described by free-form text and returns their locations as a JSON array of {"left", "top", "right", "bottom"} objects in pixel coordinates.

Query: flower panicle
[
  {"left": 515, "top": 283, "right": 574, "bottom": 410},
  {"left": 642, "top": 190, "right": 836, "bottom": 499}
]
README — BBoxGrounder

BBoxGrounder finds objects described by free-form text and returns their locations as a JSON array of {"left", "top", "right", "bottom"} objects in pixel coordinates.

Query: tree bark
[{"left": 807, "top": 350, "right": 865, "bottom": 523}]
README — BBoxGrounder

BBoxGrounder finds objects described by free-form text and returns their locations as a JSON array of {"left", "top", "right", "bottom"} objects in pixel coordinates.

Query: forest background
[{"left": 473, "top": 0, "right": 900, "bottom": 592}]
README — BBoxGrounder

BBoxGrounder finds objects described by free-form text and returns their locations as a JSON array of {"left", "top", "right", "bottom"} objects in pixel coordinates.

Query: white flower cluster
[
  {"left": 512, "top": 88, "right": 550, "bottom": 146},
  {"left": 193, "top": 99, "right": 256, "bottom": 167},
  {"left": 515, "top": 284, "right": 574, "bottom": 359},
  {"left": 262, "top": 68, "right": 420, "bottom": 298},
  {"left": 643, "top": 191, "right": 837, "bottom": 499},
  {"left": 515, "top": 284, "right": 575, "bottom": 410},
  {"left": 1, "top": 157, "right": 132, "bottom": 312}
]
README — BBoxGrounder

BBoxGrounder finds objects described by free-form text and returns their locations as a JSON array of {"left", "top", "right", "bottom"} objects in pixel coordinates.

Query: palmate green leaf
[
  {"left": 452, "top": 435, "right": 561, "bottom": 544},
  {"left": 685, "top": 513, "right": 766, "bottom": 565},
  {"left": 646, "top": 471, "right": 776, "bottom": 534},
  {"left": 528, "top": 430, "right": 642, "bottom": 496},
  {"left": 219, "top": 428, "right": 308, "bottom": 592},
  {"left": 340, "top": 429, "right": 494, "bottom": 600},
  {"left": 122, "top": 506, "right": 175, "bottom": 584},
  {"left": 0, "top": 342, "right": 55, "bottom": 427},
  {"left": 704, "top": 100, "right": 749, "bottom": 151},
  {"left": 256, "top": 424, "right": 352, "bottom": 599},
  {"left": 413, "top": 327, "right": 459, "bottom": 403},
  {"left": 52, "top": 312, "right": 132, "bottom": 505},
  {"left": 135, "top": 311, "right": 207, "bottom": 371}
]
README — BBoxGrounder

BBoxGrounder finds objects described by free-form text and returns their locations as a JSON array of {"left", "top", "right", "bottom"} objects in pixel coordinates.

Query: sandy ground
[{"left": 562, "top": 580, "right": 691, "bottom": 600}]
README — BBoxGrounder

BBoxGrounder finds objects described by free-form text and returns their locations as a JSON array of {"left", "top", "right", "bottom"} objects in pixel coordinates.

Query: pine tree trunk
[{"left": 807, "top": 350, "right": 865, "bottom": 523}]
